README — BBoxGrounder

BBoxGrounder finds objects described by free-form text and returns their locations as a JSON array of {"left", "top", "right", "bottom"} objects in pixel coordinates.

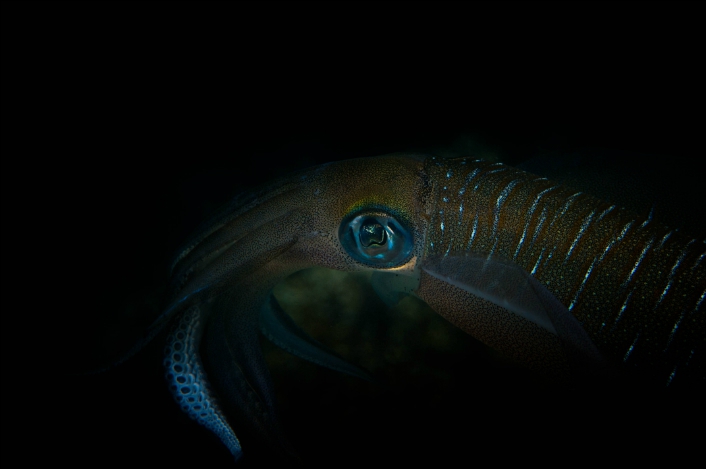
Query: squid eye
[{"left": 339, "top": 211, "right": 414, "bottom": 267}]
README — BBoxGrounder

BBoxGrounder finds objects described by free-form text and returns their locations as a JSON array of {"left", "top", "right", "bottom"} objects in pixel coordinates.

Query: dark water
[{"left": 2, "top": 2, "right": 703, "bottom": 467}]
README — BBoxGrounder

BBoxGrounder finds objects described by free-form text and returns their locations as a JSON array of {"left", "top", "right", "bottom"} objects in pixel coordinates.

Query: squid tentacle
[{"left": 164, "top": 305, "right": 242, "bottom": 460}]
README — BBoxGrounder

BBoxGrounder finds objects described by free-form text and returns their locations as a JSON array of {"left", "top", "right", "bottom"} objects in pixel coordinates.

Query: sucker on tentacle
[{"left": 164, "top": 305, "right": 242, "bottom": 460}]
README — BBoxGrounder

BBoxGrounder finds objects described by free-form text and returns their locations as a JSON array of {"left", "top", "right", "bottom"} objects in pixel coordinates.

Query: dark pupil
[{"left": 359, "top": 220, "right": 386, "bottom": 247}]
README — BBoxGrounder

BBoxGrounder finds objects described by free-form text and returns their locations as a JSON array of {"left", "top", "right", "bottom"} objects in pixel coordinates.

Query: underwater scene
[
  {"left": 48, "top": 138, "right": 704, "bottom": 468},
  {"left": 2, "top": 2, "right": 703, "bottom": 468}
]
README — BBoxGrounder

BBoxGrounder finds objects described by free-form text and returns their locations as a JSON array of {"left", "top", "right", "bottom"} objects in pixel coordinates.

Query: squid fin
[{"left": 420, "top": 252, "right": 604, "bottom": 369}]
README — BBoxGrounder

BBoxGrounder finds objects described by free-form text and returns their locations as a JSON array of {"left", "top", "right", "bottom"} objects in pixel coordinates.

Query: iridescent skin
[
  {"left": 138, "top": 154, "right": 704, "bottom": 462},
  {"left": 420, "top": 156, "right": 704, "bottom": 380}
]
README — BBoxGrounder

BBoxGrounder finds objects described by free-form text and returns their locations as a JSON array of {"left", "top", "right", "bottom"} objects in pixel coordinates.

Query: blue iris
[{"left": 338, "top": 211, "right": 414, "bottom": 267}]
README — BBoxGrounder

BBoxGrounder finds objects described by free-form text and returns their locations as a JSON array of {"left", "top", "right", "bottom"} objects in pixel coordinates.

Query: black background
[{"left": 1, "top": 1, "right": 703, "bottom": 467}]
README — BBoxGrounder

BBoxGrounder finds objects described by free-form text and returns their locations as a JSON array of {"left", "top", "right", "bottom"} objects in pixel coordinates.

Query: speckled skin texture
[
  {"left": 160, "top": 154, "right": 704, "bottom": 462},
  {"left": 421, "top": 156, "right": 704, "bottom": 385}
]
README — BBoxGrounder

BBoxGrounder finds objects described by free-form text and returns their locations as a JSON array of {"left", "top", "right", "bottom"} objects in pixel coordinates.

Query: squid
[{"left": 137, "top": 153, "right": 704, "bottom": 463}]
